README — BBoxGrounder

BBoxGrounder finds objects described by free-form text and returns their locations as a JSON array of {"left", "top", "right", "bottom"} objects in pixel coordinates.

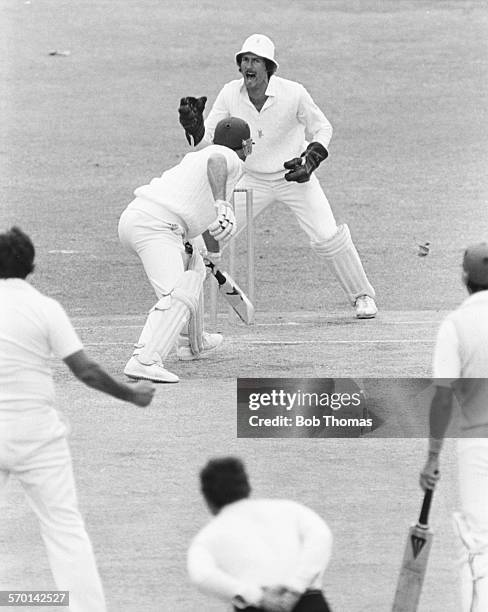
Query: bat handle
[
  {"left": 202, "top": 230, "right": 220, "bottom": 254},
  {"left": 418, "top": 488, "right": 433, "bottom": 528}
]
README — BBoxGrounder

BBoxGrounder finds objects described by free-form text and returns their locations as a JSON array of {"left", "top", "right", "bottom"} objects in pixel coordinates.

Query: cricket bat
[
  {"left": 202, "top": 232, "right": 255, "bottom": 325},
  {"left": 392, "top": 488, "right": 435, "bottom": 611}
]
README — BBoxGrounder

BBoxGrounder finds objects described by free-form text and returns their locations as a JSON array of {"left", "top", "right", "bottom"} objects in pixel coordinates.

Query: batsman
[
  {"left": 178, "top": 34, "right": 377, "bottom": 319},
  {"left": 118, "top": 117, "right": 252, "bottom": 383}
]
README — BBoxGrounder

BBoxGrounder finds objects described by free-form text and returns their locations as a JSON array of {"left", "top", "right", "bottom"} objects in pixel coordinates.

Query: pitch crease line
[{"left": 82, "top": 339, "right": 434, "bottom": 347}]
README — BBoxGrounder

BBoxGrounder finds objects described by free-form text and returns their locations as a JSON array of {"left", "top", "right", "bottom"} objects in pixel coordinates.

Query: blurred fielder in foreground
[
  {"left": 188, "top": 457, "right": 333, "bottom": 611},
  {"left": 179, "top": 33, "right": 377, "bottom": 319},
  {"left": 118, "top": 117, "right": 252, "bottom": 383},
  {"left": 0, "top": 227, "right": 154, "bottom": 612},
  {"left": 420, "top": 243, "right": 488, "bottom": 612}
]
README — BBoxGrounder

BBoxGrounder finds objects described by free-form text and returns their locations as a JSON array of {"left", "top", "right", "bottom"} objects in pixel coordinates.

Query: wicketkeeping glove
[
  {"left": 283, "top": 141, "right": 328, "bottom": 183},
  {"left": 207, "top": 200, "right": 236, "bottom": 245},
  {"left": 178, "top": 96, "right": 207, "bottom": 146}
]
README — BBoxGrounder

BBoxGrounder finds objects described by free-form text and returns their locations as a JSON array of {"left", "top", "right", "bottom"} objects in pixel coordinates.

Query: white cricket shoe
[
  {"left": 123, "top": 356, "right": 179, "bottom": 383},
  {"left": 176, "top": 332, "right": 224, "bottom": 361},
  {"left": 354, "top": 295, "right": 378, "bottom": 319}
]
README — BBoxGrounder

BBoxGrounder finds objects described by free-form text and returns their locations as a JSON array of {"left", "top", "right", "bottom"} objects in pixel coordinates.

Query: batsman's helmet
[
  {"left": 235, "top": 34, "right": 279, "bottom": 69},
  {"left": 213, "top": 117, "right": 251, "bottom": 151},
  {"left": 463, "top": 242, "right": 488, "bottom": 287}
]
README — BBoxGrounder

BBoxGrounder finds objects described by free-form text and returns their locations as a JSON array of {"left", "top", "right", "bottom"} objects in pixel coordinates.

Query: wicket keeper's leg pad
[{"left": 312, "top": 224, "right": 375, "bottom": 304}]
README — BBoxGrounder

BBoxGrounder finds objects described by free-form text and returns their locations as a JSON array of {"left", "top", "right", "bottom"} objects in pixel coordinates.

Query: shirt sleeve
[
  {"left": 204, "top": 86, "right": 232, "bottom": 144},
  {"left": 297, "top": 86, "right": 333, "bottom": 149},
  {"left": 225, "top": 152, "right": 244, "bottom": 197},
  {"left": 44, "top": 298, "right": 84, "bottom": 359},
  {"left": 187, "top": 540, "right": 263, "bottom": 606},
  {"left": 287, "top": 503, "right": 333, "bottom": 593},
  {"left": 432, "top": 317, "right": 461, "bottom": 385}
]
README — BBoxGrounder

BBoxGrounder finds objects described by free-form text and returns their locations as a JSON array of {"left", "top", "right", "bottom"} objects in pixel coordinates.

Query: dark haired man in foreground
[{"left": 188, "top": 456, "right": 333, "bottom": 611}]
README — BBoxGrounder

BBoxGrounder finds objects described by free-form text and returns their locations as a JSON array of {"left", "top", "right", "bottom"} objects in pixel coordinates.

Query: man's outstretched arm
[{"left": 64, "top": 349, "right": 154, "bottom": 407}]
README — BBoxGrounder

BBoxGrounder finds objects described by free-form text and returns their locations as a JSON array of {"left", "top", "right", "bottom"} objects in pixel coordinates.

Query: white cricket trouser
[
  {"left": 119, "top": 204, "right": 207, "bottom": 357},
  {"left": 118, "top": 206, "right": 187, "bottom": 299},
  {"left": 0, "top": 412, "right": 106, "bottom": 612},
  {"left": 233, "top": 173, "right": 338, "bottom": 242},
  {"left": 456, "top": 438, "right": 488, "bottom": 612}
]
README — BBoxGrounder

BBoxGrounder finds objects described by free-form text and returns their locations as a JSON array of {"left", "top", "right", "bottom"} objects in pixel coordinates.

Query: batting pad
[
  {"left": 137, "top": 270, "right": 204, "bottom": 364},
  {"left": 312, "top": 224, "right": 375, "bottom": 304},
  {"left": 186, "top": 248, "right": 206, "bottom": 354}
]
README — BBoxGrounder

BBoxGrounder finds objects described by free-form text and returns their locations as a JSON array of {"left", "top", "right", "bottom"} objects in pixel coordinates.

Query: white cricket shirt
[
  {"left": 0, "top": 279, "right": 83, "bottom": 420},
  {"left": 187, "top": 498, "right": 332, "bottom": 606},
  {"left": 204, "top": 76, "right": 333, "bottom": 180},
  {"left": 432, "top": 290, "right": 488, "bottom": 431},
  {"left": 132, "top": 145, "right": 243, "bottom": 239}
]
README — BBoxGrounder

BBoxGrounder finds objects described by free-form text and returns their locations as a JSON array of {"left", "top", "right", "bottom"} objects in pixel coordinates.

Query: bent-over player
[
  {"left": 188, "top": 457, "right": 333, "bottom": 611},
  {"left": 179, "top": 33, "right": 377, "bottom": 319},
  {"left": 420, "top": 243, "right": 488, "bottom": 612},
  {"left": 0, "top": 227, "right": 154, "bottom": 612},
  {"left": 118, "top": 117, "right": 252, "bottom": 383}
]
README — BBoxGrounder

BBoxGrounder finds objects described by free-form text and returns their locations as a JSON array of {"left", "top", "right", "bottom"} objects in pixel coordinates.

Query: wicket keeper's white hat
[
  {"left": 235, "top": 34, "right": 279, "bottom": 69},
  {"left": 463, "top": 242, "right": 488, "bottom": 286}
]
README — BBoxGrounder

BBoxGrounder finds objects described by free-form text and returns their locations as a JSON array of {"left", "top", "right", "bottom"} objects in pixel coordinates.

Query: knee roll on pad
[
  {"left": 313, "top": 223, "right": 352, "bottom": 257},
  {"left": 312, "top": 224, "right": 375, "bottom": 304}
]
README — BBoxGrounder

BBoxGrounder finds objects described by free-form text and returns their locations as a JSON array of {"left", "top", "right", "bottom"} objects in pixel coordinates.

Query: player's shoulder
[
  {"left": 3, "top": 278, "right": 50, "bottom": 304},
  {"left": 440, "top": 298, "right": 470, "bottom": 330},
  {"left": 220, "top": 78, "right": 244, "bottom": 94},
  {"left": 202, "top": 143, "right": 239, "bottom": 161},
  {"left": 39, "top": 294, "right": 71, "bottom": 323},
  {"left": 457, "top": 290, "right": 488, "bottom": 312},
  {"left": 10, "top": 280, "right": 68, "bottom": 319},
  {"left": 251, "top": 497, "right": 303, "bottom": 514},
  {"left": 189, "top": 518, "right": 215, "bottom": 545},
  {"left": 189, "top": 508, "right": 236, "bottom": 546},
  {"left": 270, "top": 75, "right": 306, "bottom": 93},
  {"left": 206, "top": 143, "right": 231, "bottom": 154}
]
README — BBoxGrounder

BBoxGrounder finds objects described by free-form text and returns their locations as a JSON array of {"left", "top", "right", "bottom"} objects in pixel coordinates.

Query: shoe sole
[
  {"left": 124, "top": 372, "right": 179, "bottom": 384},
  {"left": 356, "top": 312, "right": 377, "bottom": 319}
]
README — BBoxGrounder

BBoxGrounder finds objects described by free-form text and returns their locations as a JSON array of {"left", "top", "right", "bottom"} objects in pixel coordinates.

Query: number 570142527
[{"left": 0, "top": 591, "right": 69, "bottom": 606}]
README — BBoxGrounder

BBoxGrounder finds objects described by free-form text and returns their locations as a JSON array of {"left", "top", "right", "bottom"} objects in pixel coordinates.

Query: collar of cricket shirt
[
  {"left": 264, "top": 74, "right": 277, "bottom": 97},
  {"left": 0, "top": 278, "right": 30, "bottom": 288},
  {"left": 240, "top": 75, "right": 276, "bottom": 108}
]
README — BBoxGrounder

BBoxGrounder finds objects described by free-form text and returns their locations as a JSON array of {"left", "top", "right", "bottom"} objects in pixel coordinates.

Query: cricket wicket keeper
[{"left": 178, "top": 33, "right": 377, "bottom": 319}]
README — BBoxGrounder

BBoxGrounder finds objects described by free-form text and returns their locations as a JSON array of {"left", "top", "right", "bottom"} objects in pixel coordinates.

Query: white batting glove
[
  {"left": 189, "top": 235, "right": 208, "bottom": 258},
  {"left": 205, "top": 250, "right": 222, "bottom": 265},
  {"left": 208, "top": 199, "right": 236, "bottom": 244}
]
